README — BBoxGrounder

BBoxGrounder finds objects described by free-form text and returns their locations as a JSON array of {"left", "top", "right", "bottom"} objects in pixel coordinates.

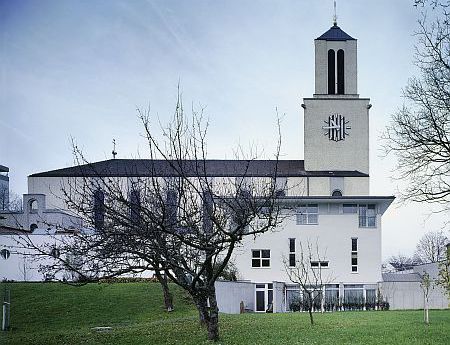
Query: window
[
  {"left": 351, "top": 238, "right": 358, "bottom": 272},
  {"left": 30, "top": 223, "right": 38, "bottom": 232},
  {"left": 296, "top": 204, "right": 318, "bottom": 225},
  {"left": 359, "top": 204, "right": 376, "bottom": 227},
  {"left": 328, "top": 49, "right": 336, "bottom": 94},
  {"left": 337, "top": 49, "right": 345, "bottom": 94},
  {"left": 129, "top": 189, "right": 141, "bottom": 224},
  {"left": 0, "top": 249, "right": 10, "bottom": 260},
  {"left": 252, "top": 250, "right": 270, "bottom": 268},
  {"left": 93, "top": 189, "right": 105, "bottom": 230},
  {"left": 343, "top": 204, "right": 358, "bottom": 214},
  {"left": 275, "top": 177, "right": 287, "bottom": 197},
  {"left": 310, "top": 261, "right": 329, "bottom": 268},
  {"left": 289, "top": 238, "right": 296, "bottom": 267},
  {"left": 332, "top": 190, "right": 342, "bottom": 197}
]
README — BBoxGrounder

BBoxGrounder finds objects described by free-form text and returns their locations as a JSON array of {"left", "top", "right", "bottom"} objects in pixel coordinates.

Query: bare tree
[
  {"left": 419, "top": 271, "right": 433, "bottom": 324},
  {"left": 414, "top": 230, "right": 448, "bottom": 263},
  {"left": 386, "top": 254, "right": 419, "bottom": 272},
  {"left": 284, "top": 241, "right": 333, "bottom": 325},
  {"left": 436, "top": 244, "right": 450, "bottom": 297},
  {"left": 0, "top": 188, "right": 22, "bottom": 212},
  {"left": 23, "top": 93, "right": 283, "bottom": 341},
  {"left": 382, "top": 0, "right": 450, "bottom": 212}
]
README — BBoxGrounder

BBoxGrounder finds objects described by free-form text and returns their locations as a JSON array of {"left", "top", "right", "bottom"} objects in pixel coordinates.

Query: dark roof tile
[
  {"left": 316, "top": 25, "right": 355, "bottom": 41},
  {"left": 29, "top": 159, "right": 368, "bottom": 178}
]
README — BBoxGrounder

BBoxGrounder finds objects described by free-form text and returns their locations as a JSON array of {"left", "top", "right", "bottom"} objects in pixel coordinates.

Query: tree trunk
[
  {"left": 206, "top": 287, "right": 220, "bottom": 341},
  {"left": 194, "top": 295, "right": 209, "bottom": 326},
  {"left": 155, "top": 270, "right": 174, "bottom": 312},
  {"left": 307, "top": 293, "right": 314, "bottom": 325}
]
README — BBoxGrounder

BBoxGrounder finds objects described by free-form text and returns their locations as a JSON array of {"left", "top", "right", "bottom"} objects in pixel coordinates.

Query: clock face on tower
[{"left": 322, "top": 113, "right": 351, "bottom": 142}]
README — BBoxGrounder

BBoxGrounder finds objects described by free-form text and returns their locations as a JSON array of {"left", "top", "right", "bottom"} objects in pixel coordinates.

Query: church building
[{"left": 1, "top": 22, "right": 399, "bottom": 312}]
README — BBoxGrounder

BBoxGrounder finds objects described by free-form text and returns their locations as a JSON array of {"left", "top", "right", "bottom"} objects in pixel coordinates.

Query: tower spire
[{"left": 333, "top": 0, "right": 337, "bottom": 26}]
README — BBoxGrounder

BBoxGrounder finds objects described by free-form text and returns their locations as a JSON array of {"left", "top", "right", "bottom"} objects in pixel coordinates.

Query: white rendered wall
[{"left": 233, "top": 209, "right": 382, "bottom": 285}]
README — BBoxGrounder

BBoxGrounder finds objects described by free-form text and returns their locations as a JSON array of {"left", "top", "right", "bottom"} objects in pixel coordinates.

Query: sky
[{"left": 0, "top": 0, "right": 448, "bottom": 259}]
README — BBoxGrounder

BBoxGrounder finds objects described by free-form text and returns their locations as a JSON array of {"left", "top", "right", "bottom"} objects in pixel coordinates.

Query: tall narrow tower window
[
  {"left": 337, "top": 49, "right": 345, "bottom": 94},
  {"left": 327, "top": 49, "right": 335, "bottom": 94}
]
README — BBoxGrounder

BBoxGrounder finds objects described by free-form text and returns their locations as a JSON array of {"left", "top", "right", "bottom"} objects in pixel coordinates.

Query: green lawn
[{"left": 0, "top": 282, "right": 449, "bottom": 344}]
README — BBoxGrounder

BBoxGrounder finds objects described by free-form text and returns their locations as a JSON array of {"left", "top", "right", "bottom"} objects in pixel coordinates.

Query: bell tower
[{"left": 303, "top": 18, "right": 370, "bottom": 179}]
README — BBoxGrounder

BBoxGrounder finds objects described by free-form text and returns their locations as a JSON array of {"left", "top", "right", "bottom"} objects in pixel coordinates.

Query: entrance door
[{"left": 255, "top": 284, "right": 266, "bottom": 312}]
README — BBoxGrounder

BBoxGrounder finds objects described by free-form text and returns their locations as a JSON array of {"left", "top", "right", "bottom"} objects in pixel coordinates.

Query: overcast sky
[{"left": 0, "top": 0, "right": 448, "bottom": 258}]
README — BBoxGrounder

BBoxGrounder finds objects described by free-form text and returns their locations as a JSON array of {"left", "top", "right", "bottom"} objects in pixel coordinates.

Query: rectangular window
[
  {"left": 352, "top": 238, "right": 358, "bottom": 252},
  {"left": 359, "top": 204, "right": 376, "bottom": 227},
  {"left": 252, "top": 249, "right": 270, "bottom": 268},
  {"left": 343, "top": 204, "right": 357, "bottom": 214},
  {"left": 351, "top": 238, "right": 358, "bottom": 272},
  {"left": 289, "top": 238, "right": 296, "bottom": 267},
  {"left": 310, "top": 261, "right": 329, "bottom": 268},
  {"left": 296, "top": 204, "right": 319, "bottom": 225}
]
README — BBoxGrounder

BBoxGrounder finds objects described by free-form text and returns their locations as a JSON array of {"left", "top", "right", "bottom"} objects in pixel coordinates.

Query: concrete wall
[
  {"left": 215, "top": 280, "right": 255, "bottom": 314},
  {"left": 303, "top": 97, "right": 370, "bottom": 174},
  {"left": 314, "top": 39, "right": 358, "bottom": 95},
  {"left": 380, "top": 281, "right": 448, "bottom": 310}
]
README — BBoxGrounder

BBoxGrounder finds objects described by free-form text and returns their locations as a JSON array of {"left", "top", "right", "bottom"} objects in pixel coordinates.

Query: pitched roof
[
  {"left": 29, "top": 159, "right": 369, "bottom": 178},
  {"left": 382, "top": 273, "right": 422, "bottom": 282},
  {"left": 316, "top": 24, "right": 356, "bottom": 41}
]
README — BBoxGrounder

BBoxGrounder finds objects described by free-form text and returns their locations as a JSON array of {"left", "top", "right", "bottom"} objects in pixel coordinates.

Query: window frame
[
  {"left": 296, "top": 204, "right": 319, "bottom": 225},
  {"left": 252, "top": 249, "right": 271, "bottom": 268},
  {"left": 358, "top": 204, "right": 377, "bottom": 228},
  {"left": 288, "top": 238, "right": 296, "bottom": 267},
  {"left": 351, "top": 237, "right": 358, "bottom": 273}
]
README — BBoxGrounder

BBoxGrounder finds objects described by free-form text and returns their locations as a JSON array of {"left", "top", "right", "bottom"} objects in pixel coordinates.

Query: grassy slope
[{"left": 0, "top": 282, "right": 449, "bottom": 345}]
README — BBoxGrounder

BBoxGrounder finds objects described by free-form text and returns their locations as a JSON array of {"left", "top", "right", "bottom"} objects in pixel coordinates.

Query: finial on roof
[
  {"left": 333, "top": 0, "right": 338, "bottom": 26},
  {"left": 112, "top": 139, "right": 117, "bottom": 159}
]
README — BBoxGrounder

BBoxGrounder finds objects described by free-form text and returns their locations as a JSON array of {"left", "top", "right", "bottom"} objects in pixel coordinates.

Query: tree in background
[
  {"left": 414, "top": 230, "right": 448, "bottom": 263},
  {"left": 436, "top": 244, "right": 450, "bottom": 298},
  {"left": 385, "top": 254, "right": 420, "bottom": 272},
  {"left": 383, "top": 0, "right": 450, "bottom": 212}
]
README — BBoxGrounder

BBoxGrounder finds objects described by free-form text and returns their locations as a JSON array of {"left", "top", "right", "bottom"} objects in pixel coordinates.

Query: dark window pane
[
  {"left": 262, "top": 250, "right": 270, "bottom": 258},
  {"left": 311, "top": 261, "right": 319, "bottom": 267},
  {"left": 352, "top": 257, "right": 358, "bottom": 266},
  {"left": 267, "top": 283, "right": 273, "bottom": 290},
  {"left": 289, "top": 254, "right": 296, "bottom": 267},
  {"left": 337, "top": 49, "right": 344, "bottom": 94},
  {"left": 268, "top": 290, "right": 273, "bottom": 306},
  {"left": 252, "top": 259, "right": 261, "bottom": 267},
  {"left": 289, "top": 238, "right": 295, "bottom": 252},
  {"left": 256, "top": 284, "right": 265, "bottom": 289},
  {"left": 320, "top": 261, "right": 329, "bottom": 267},
  {"left": 252, "top": 251, "right": 260, "bottom": 258},
  {"left": 352, "top": 238, "right": 358, "bottom": 251},
  {"left": 352, "top": 266, "right": 358, "bottom": 272},
  {"left": 332, "top": 190, "right": 342, "bottom": 197},
  {"left": 262, "top": 259, "right": 270, "bottom": 267},
  {"left": 328, "top": 49, "right": 336, "bottom": 94},
  {"left": 256, "top": 291, "right": 265, "bottom": 311}
]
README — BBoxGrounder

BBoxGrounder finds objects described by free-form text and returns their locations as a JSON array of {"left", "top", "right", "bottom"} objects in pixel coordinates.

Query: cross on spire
[
  {"left": 333, "top": 0, "right": 338, "bottom": 26},
  {"left": 112, "top": 139, "right": 117, "bottom": 159}
]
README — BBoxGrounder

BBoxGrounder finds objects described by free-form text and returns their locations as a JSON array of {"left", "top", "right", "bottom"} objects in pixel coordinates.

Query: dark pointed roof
[{"left": 316, "top": 24, "right": 355, "bottom": 41}]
